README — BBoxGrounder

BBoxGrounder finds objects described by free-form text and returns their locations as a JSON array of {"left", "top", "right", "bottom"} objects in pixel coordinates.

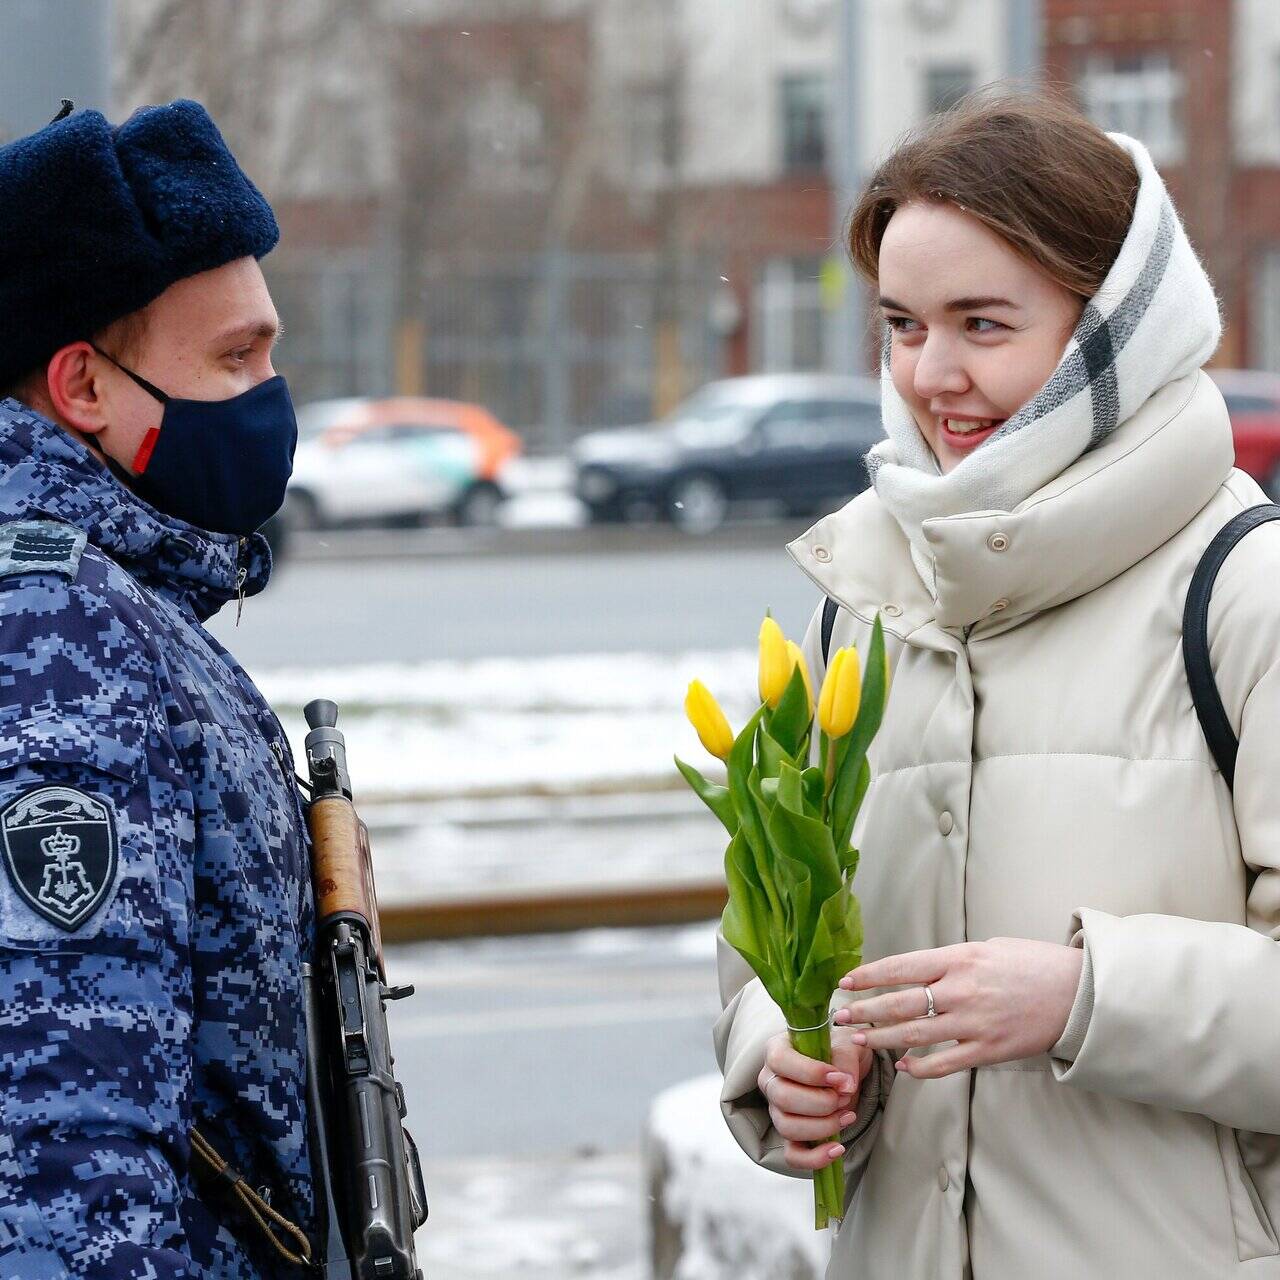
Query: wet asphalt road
[{"left": 207, "top": 523, "right": 822, "bottom": 670}]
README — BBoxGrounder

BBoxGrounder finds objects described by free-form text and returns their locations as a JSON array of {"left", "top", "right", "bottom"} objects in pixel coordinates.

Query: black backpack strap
[
  {"left": 1182, "top": 503, "right": 1280, "bottom": 792},
  {"left": 821, "top": 596, "right": 840, "bottom": 667}
]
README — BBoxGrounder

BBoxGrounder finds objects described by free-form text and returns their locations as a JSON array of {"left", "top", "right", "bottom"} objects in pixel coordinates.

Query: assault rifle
[{"left": 301, "top": 699, "right": 428, "bottom": 1279}]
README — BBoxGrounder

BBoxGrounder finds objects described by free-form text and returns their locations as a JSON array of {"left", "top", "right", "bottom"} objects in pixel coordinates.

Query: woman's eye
[
  {"left": 967, "top": 317, "right": 1004, "bottom": 333},
  {"left": 885, "top": 316, "right": 920, "bottom": 334}
]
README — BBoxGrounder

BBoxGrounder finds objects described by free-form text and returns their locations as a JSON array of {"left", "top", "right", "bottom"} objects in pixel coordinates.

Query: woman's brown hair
[{"left": 847, "top": 84, "right": 1140, "bottom": 301}]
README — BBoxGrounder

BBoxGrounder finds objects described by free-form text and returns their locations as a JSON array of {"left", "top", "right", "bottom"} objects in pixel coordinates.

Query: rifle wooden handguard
[
  {"left": 308, "top": 795, "right": 371, "bottom": 922},
  {"left": 307, "top": 794, "right": 385, "bottom": 968}
]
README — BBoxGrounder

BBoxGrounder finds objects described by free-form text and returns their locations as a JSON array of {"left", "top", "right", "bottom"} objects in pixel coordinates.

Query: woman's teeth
[{"left": 944, "top": 418, "right": 1003, "bottom": 434}]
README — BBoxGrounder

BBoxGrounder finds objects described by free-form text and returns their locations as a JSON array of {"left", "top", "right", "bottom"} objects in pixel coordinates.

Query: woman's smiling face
[{"left": 878, "top": 201, "right": 1085, "bottom": 473}]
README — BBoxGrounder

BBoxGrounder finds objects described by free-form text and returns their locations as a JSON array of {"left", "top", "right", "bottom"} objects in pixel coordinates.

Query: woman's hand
[
  {"left": 834, "top": 938, "right": 1084, "bottom": 1079},
  {"left": 758, "top": 1028, "right": 876, "bottom": 1172}
]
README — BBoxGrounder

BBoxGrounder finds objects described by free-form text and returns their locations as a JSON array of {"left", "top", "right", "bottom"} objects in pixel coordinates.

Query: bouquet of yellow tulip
[{"left": 676, "top": 612, "right": 889, "bottom": 1230}]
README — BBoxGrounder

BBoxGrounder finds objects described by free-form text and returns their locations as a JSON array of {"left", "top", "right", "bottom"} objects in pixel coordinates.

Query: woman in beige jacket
[{"left": 713, "top": 90, "right": 1280, "bottom": 1278}]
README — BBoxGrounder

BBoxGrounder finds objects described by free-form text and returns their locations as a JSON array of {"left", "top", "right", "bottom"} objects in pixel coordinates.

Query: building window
[
  {"left": 925, "top": 64, "right": 974, "bottom": 115},
  {"left": 755, "top": 256, "right": 825, "bottom": 372},
  {"left": 780, "top": 74, "right": 828, "bottom": 173},
  {"left": 465, "top": 78, "right": 549, "bottom": 191},
  {"left": 627, "top": 84, "right": 675, "bottom": 185},
  {"left": 1077, "top": 52, "right": 1184, "bottom": 166}
]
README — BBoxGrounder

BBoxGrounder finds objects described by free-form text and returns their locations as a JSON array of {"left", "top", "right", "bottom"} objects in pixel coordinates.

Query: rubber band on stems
[{"left": 786, "top": 1014, "right": 834, "bottom": 1034}]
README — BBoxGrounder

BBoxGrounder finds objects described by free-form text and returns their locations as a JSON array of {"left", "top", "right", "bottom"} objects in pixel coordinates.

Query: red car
[{"left": 1207, "top": 368, "right": 1280, "bottom": 497}]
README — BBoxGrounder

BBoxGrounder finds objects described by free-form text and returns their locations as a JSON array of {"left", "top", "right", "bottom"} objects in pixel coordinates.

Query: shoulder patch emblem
[
  {"left": 0, "top": 520, "right": 86, "bottom": 580},
  {"left": 0, "top": 786, "right": 118, "bottom": 930}
]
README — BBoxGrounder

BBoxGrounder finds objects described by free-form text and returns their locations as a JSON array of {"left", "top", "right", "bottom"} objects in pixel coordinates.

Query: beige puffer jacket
[{"left": 713, "top": 371, "right": 1280, "bottom": 1279}]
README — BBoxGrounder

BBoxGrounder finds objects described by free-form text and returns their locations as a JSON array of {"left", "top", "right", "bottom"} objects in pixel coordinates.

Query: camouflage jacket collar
[{"left": 0, "top": 397, "right": 271, "bottom": 622}]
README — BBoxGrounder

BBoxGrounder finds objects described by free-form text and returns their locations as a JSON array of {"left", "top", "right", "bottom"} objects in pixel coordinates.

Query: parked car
[
  {"left": 283, "top": 396, "right": 523, "bottom": 530},
  {"left": 1206, "top": 368, "right": 1280, "bottom": 497},
  {"left": 571, "top": 374, "right": 883, "bottom": 533}
]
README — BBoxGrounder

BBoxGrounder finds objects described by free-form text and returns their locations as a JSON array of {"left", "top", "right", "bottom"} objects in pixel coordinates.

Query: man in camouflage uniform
[{"left": 0, "top": 101, "right": 314, "bottom": 1278}]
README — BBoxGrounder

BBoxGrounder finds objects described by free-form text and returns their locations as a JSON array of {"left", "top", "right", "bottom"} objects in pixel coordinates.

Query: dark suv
[{"left": 571, "top": 374, "right": 883, "bottom": 533}]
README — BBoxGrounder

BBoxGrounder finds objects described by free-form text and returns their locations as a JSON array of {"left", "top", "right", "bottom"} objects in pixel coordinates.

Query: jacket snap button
[
  {"left": 938, "top": 811, "right": 954, "bottom": 835},
  {"left": 813, "top": 545, "right": 832, "bottom": 563},
  {"left": 987, "top": 532, "right": 1009, "bottom": 552},
  {"left": 991, "top": 598, "right": 1009, "bottom": 613},
  {"left": 882, "top": 603, "right": 903, "bottom": 617},
  {"left": 937, "top": 1165, "right": 950, "bottom": 1191}
]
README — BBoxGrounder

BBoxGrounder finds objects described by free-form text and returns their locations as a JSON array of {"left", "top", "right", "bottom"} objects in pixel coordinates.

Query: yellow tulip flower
[
  {"left": 758, "top": 615, "right": 790, "bottom": 707},
  {"left": 818, "top": 645, "right": 862, "bottom": 739},
  {"left": 786, "top": 640, "right": 813, "bottom": 713},
  {"left": 685, "top": 680, "right": 735, "bottom": 760}
]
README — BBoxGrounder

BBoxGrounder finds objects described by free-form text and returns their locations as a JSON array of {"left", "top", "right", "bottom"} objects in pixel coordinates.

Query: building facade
[
  {"left": 1046, "top": 0, "right": 1280, "bottom": 374},
  {"left": 129, "top": 3, "right": 1272, "bottom": 439}
]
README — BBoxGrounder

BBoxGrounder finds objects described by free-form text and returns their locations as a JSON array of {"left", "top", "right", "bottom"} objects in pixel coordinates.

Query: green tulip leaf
[
  {"left": 776, "top": 761, "right": 806, "bottom": 814},
  {"left": 727, "top": 710, "right": 770, "bottom": 858},
  {"left": 758, "top": 726, "right": 791, "bottom": 780},
  {"left": 839, "top": 839, "right": 861, "bottom": 880},
  {"left": 831, "top": 622, "right": 888, "bottom": 848},
  {"left": 769, "top": 665, "right": 812, "bottom": 758},
  {"left": 726, "top": 704, "right": 764, "bottom": 797},
  {"left": 674, "top": 755, "right": 738, "bottom": 835},
  {"left": 801, "top": 766, "right": 826, "bottom": 813},
  {"left": 822, "top": 880, "right": 864, "bottom": 976},
  {"left": 767, "top": 799, "right": 842, "bottom": 909},
  {"left": 722, "top": 833, "right": 789, "bottom": 1003},
  {"left": 833, "top": 755, "right": 871, "bottom": 855},
  {"left": 793, "top": 908, "right": 837, "bottom": 1009},
  {"left": 772, "top": 852, "right": 813, "bottom": 974}
]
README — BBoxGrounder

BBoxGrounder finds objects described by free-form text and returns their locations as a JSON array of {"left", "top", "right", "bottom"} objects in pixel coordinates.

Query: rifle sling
[{"left": 189, "top": 1125, "right": 313, "bottom": 1268}]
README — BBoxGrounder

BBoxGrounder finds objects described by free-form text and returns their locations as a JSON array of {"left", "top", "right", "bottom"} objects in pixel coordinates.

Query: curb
[
  {"left": 379, "top": 879, "right": 727, "bottom": 942},
  {"left": 279, "top": 519, "right": 803, "bottom": 565}
]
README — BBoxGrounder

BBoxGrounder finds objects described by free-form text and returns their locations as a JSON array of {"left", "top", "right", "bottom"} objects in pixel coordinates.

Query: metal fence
[
  {"left": 268, "top": 248, "right": 727, "bottom": 452},
  {"left": 265, "top": 251, "right": 397, "bottom": 404}
]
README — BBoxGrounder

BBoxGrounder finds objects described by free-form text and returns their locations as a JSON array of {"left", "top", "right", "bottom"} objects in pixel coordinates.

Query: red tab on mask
[{"left": 132, "top": 427, "right": 161, "bottom": 474}]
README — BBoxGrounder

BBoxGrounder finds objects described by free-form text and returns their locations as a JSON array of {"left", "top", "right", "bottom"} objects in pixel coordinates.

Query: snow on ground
[
  {"left": 413, "top": 1066, "right": 824, "bottom": 1280},
  {"left": 416, "top": 1151, "right": 644, "bottom": 1280},
  {"left": 259, "top": 648, "right": 758, "bottom": 803},
  {"left": 648, "top": 1075, "right": 827, "bottom": 1280},
  {"left": 260, "top": 649, "right": 759, "bottom": 902}
]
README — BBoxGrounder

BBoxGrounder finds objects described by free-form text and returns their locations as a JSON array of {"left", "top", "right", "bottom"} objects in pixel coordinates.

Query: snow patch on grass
[{"left": 260, "top": 648, "right": 758, "bottom": 802}]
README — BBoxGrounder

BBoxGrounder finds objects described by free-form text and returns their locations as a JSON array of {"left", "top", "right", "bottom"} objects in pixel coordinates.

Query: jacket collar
[
  {"left": 788, "top": 372, "right": 1234, "bottom": 641},
  {"left": 0, "top": 397, "right": 270, "bottom": 623}
]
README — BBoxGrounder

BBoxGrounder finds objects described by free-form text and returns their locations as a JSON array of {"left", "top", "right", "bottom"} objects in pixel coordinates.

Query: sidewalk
[{"left": 416, "top": 1151, "right": 645, "bottom": 1280}]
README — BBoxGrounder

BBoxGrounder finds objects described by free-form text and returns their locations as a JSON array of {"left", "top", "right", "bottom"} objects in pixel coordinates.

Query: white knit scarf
[{"left": 865, "top": 132, "right": 1223, "bottom": 589}]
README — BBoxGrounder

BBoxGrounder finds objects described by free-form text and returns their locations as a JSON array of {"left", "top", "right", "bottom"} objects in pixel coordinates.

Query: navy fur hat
[{"left": 0, "top": 99, "right": 279, "bottom": 388}]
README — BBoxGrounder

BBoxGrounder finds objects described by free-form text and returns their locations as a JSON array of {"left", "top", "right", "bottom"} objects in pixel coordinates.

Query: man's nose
[{"left": 913, "top": 334, "right": 969, "bottom": 400}]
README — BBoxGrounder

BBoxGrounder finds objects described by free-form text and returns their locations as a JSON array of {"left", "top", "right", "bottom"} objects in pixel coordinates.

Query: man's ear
[{"left": 45, "top": 342, "right": 110, "bottom": 437}]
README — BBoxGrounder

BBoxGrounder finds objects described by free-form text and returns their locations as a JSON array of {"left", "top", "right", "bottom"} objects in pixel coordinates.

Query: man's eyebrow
[
  {"left": 211, "top": 319, "right": 284, "bottom": 347},
  {"left": 879, "top": 295, "right": 1021, "bottom": 313}
]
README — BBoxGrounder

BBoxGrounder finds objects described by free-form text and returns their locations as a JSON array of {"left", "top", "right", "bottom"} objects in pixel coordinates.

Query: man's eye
[
  {"left": 229, "top": 348, "right": 253, "bottom": 362},
  {"left": 885, "top": 316, "right": 920, "bottom": 333}
]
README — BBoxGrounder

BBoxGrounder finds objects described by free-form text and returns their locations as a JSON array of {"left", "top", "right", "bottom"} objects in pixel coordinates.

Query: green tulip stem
[{"left": 789, "top": 1016, "right": 846, "bottom": 1230}]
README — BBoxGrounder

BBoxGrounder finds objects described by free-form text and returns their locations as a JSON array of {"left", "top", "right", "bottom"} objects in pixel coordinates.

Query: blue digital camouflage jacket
[{"left": 0, "top": 398, "right": 315, "bottom": 1278}]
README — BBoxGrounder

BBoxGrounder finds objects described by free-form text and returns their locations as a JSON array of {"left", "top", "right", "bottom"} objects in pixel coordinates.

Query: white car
[{"left": 284, "top": 398, "right": 517, "bottom": 529}]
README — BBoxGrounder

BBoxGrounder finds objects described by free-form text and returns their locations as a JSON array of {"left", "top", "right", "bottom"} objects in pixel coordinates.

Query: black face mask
[{"left": 91, "top": 345, "right": 298, "bottom": 536}]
